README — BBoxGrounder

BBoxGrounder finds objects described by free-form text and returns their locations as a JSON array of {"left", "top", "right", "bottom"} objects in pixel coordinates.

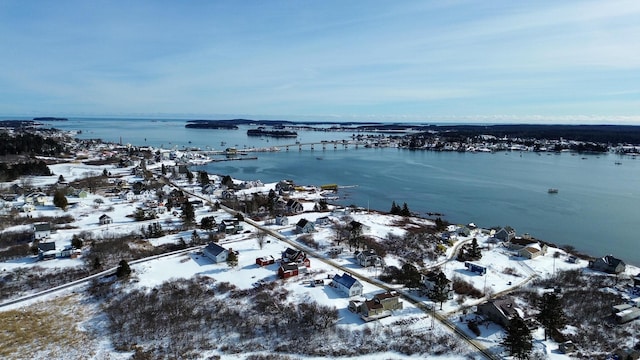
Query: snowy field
[{"left": 1, "top": 158, "right": 639, "bottom": 359}]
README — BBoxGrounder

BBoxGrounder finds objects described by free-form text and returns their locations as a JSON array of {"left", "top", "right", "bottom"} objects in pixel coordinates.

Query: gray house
[
  {"left": 286, "top": 199, "right": 304, "bottom": 214},
  {"left": 218, "top": 219, "right": 243, "bottom": 234},
  {"left": 295, "top": 218, "right": 315, "bottom": 233},
  {"left": 494, "top": 226, "right": 516, "bottom": 242},
  {"left": 589, "top": 255, "right": 626, "bottom": 274},
  {"left": 275, "top": 215, "right": 289, "bottom": 226},
  {"left": 203, "top": 242, "right": 229, "bottom": 263},
  {"left": 355, "top": 249, "right": 382, "bottom": 267},
  {"left": 477, "top": 297, "right": 520, "bottom": 327}
]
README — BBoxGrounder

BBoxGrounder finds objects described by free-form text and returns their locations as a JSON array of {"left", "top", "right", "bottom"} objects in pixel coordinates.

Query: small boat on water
[{"left": 548, "top": 188, "right": 559, "bottom": 194}]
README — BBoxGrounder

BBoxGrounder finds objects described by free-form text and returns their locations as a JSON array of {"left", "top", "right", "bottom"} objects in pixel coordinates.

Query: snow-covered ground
[{"left": 2, "top": 158, "right": 639, "bottom": 359}]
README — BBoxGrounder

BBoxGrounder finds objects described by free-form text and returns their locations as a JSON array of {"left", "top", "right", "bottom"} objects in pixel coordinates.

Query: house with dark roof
[
  {"left": 295, "top": 218, "right": 315, "bottom": 233},
  {"left": 331, "top": 273, "right": 364, "bottom": 297},
  {"left": 37, "top": 241, "right": 57, "bottom": 260},
  {"left": 218, "top": 219, "right": 243, "bottom": 234},
  {"left": 203, "top": 242, "right": 229, "bottom": 263},
  {"left": 422, "top": 271, "right": 453, "bottom": 300},
  {"left": 354, "top": 249, "right": 382, "bottom": 267},
  {"left": 282, "top": 247, "right": 306, "bottom": 263},
  {"left": 589, "top": 255, "right": 626, "bottom": 274},
  {"left": 99, "top": 214, "right": 113, "bottom": 226},
  {"left": 477, "top": 297, "right": 521, "bottom": 327},
  {"left": 494, "top": 226, "right": 516, "bottom": 242},
  {"left": 278, "top": 263, "right": 299, "bottom": 279},
  {"left": 33, "top": 223, "right": 51, "bottom": 240},
  {"left": 286, "top": 199, "right": 304, "bottom": 214}
]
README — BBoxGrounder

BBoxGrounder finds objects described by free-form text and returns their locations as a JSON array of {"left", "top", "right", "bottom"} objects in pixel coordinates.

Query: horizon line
[{"left": 3, "top": 113, "right": 640, "bottom": 126}]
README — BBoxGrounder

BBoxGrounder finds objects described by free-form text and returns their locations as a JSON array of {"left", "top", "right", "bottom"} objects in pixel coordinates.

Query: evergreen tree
[
  {"left": 115, "top": 259, "right": 131, "bottom": 278},
  {"left": 181, "top": 201, "right": 195, "bottom": 228},
  {"left": 92, "top": 256, "right": 102, "bottom": 270},
  {"left": 402, "top": 263, "right": 422, "bottom": 289},
  {"left": 469, "top": 238, "right": 482, "bottom": 259},
  {"left": 536, "top": 292, "right": 566, "bottom": 340},
  {"left": 191, "top": 229, "right": 200, "bottom": 244},
  {"left": 226, "top": 251, "right": 238, "bottom": 268},
  {"left": 401, "top": 202, "right": 411, "bottom": 217},
  {"left": 200, "top": 216, "right": 216, "bottom": 231},
  {"left": 198, "top": 171, "right": 210, "bottom": 186},
  {"left": 435, "top": 217, "right": 447, "bottom": 231},
  {"left": 186, "top": 170, "right": 194, "bottom": 184},
  {"left": 221, "top": 175, "right": 234, "bottom": 188},
  {"left": 30, "top": 240, "right": 40, "bottom": 255},
  {"left": 501, "top": 316, "right": 533, "bottom": 360},
  {"left": 161, "top": 164, "right": 167, "bottom": 175},
  {"left": 389, "top": 201, "right": 401, "bottom": 215},
  {"left": 53, "top": 189, "right": 68, "bottom": 210},
  {"left": 71, "top": 235, "right": 83, "bottom": 249},
  {"left": 428, "top": 271, "right": 451, "bottom": 310},
  {"left": 58, "top": 174, "right": 65, "bottom": 183}
]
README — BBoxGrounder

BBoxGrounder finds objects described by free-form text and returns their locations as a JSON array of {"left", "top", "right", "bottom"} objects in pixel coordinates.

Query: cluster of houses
[
  {"left": 32, "top": 222, "right": 81, "bottom": 261},
  {"left": 277, "top": 247, "right": 311, "bottom": 278},
  {"left": 327, "top": 271, "right": 403, "bottom": 321}
]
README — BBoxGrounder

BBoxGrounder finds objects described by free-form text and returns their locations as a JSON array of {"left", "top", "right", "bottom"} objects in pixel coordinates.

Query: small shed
[{"left": 256, "top": 256, "right": 275, "bottom": 267}]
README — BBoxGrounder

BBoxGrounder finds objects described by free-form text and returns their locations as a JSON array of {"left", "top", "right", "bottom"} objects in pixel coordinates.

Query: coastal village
[{"left": 1, "top": 125, "right": 640, "bottom": 359}]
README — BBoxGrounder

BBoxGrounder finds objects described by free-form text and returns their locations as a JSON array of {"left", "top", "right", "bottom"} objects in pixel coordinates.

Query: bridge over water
[{"left": 193, "top": 139, "right": 373, "bottom": 156}]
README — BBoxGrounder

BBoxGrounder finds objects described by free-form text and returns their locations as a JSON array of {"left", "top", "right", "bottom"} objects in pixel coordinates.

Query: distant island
[
  {"left": 33, "top": 117, "right": 68, "bottom": 121},
  {"left": 184, "top": 120, "right": 640, "bottom": 144},
  {"left": 247, "top": 128, "right": 298, "bottom": 138},
  {"left": 185, "top": 120, "right": 238, "bottom": 129}
]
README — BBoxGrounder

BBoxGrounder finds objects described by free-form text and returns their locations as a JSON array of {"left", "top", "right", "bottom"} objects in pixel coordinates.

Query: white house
[
  {"left": 203, "top": 242, "right": 229, "bottom": 263},
  {"left": 331, "top": 273, "right": 364, "bottom": 297},
  {"left": 119, "top": 190, "right": 135, "bottom": 202},
  {"left": 33, "top": 223, "right": 52, "bottom": 240}
]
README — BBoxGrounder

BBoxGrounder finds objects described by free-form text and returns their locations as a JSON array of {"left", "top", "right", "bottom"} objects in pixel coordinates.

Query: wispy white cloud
[{"left": 0, "top": 0, "right": 639, "bottom": 123}]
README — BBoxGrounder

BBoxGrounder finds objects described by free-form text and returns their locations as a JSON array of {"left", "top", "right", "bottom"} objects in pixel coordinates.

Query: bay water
[{"left": 45, "top": 118, "right": 640, "bottom": 266}]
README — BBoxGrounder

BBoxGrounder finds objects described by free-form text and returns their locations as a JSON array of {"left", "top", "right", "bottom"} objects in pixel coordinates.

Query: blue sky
[{"left": 1, "top": 0, "right": 639, "bottom": 123}]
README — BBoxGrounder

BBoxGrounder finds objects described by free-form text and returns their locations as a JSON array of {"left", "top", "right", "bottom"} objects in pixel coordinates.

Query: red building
[
  {"left": 256, "top": 255, "right": 275, "bottom": 267},
  {"left": 278, "top": 263, "right": 299, "bottom": 279}
]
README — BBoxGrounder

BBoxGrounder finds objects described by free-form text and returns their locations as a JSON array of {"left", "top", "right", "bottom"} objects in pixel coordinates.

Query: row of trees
[
  {"left": 389, "top": 201, "right": 411, "bottom": 216},
  {"left": 0, "top": 131, "right": 67, "bottom": 156},
  {"left": 0, "top": 160, "right": 53, "bottom": 182}
]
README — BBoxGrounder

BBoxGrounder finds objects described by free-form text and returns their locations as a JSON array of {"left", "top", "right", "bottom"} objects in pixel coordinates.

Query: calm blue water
[{"left": 44, "top": 118, "right": 640, "bottom": 266}]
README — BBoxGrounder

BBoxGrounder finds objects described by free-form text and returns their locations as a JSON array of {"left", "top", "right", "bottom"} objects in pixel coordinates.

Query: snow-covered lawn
[{"left": 2, "top": 159, "right": 639, "bottom": 359}]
